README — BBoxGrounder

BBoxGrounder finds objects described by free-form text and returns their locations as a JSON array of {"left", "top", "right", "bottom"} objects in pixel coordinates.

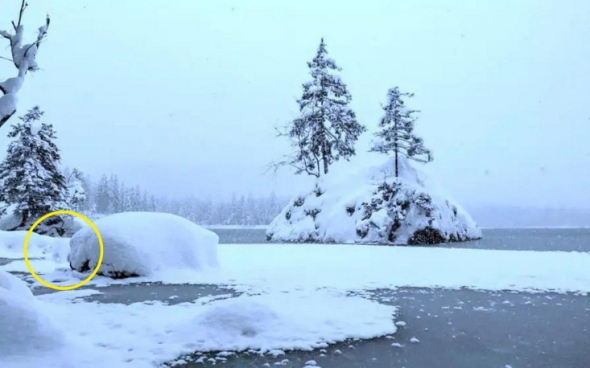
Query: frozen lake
[
  {"left": 212, "top": 227, "right": 590, "bottom": 252},
  {"left": 31, "top": 283, "right": 590, "bottom": 368},
  {"left": 3, "top": 228, "right": 590, "bottom": 368}
]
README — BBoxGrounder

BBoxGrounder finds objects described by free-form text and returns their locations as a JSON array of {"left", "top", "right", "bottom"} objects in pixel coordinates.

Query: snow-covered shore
[
  {"left": 5, "top": 242, "right": 590, "bottom": 295},
  {"left": 2, "top": 240, "right": 590, "bottom": 368}
]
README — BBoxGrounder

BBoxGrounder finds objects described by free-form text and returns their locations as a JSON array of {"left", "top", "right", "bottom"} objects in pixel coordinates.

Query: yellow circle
[{"left": 24, "top": 210, "right": 104, "bottom": 291}]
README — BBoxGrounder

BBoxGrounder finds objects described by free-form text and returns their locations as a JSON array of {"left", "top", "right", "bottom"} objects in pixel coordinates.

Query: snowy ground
[
  {"left": 2, "top": 241, "right": 590, "bottom": 368},
  {"left": 6, "top": 243, "right": 590, "bottom": 294}
]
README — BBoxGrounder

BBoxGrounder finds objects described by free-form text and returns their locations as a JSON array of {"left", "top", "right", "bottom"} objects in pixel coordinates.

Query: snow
[
  {"left": 7, "top": 242, "right": 590, "bottom": 294},
  {"left": 0, "top": 289, "right": 395, "bottom": 368},
  {"left": 2, "top": 230, "right": 590, "bottom": 367},
  {"left": 0, "top": 270, "right": 65, "bottom": 357},
  {"left": 268, "top": 153, "right": 481, "bottom": 245},
  {"left": 0, "top": 230, "right": 69, "bottom": 261},
  {"left": 69, "top": 212, "right": 219, "bottom": 278},
  {"left": 172, "top": 291, "right": 396, "bottom": 352}
]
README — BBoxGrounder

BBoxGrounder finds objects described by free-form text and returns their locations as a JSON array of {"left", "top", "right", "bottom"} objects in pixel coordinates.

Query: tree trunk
[{"left": 394, "top": 142, "right": 399, "bottom": 178}]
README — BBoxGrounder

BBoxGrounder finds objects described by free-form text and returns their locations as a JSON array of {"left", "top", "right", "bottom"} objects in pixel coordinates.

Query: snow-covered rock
[
  {"left": 267, "top": 154, "right": 481, "bottom": 245},
  {"left": 69, "top": 212, "right": 219, "bottom": 278},
  {"left": 0, "top": 270, "right": 65, "bottom": 356}
]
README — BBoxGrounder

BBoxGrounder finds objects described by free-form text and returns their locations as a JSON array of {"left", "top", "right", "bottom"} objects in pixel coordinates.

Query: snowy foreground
[{"left": 2, "top": 237, "right": 590, "bottom": 367}]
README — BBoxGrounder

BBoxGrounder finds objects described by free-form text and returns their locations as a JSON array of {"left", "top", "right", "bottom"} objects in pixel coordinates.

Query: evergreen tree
[
  {"left": 65, "top": 168, "right": 87, "bottom": 211},
  {"left": 95, "top": 175, "right": 110, "bottom": 213},
  {"left": 371, "top": 87, "right": 433, "bottom": 177},
  {"left": 279, "top": 38, "right": 366, "bottom": 177},
  {"left": 0, "top": 106, "right": 69, "bottom": 235},
  {"left": 107, "top": 175, "right": 120, "bottom": 213}
]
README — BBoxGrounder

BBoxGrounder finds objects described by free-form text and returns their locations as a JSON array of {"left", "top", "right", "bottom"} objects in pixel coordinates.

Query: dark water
[
  {"left": 211, "top": 227, "right": 590, "bottom": 252},
  {"left": 52, "top": 282, "right": 239, "bottom": 304},
  {"left": 170, "top": 288, "right": 590, "bottom": 368}
]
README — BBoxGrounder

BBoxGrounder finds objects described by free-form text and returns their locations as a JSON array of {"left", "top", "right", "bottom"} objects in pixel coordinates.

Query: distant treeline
[{"left": 80, "top": 174, "right": 287, "bottom": 226}]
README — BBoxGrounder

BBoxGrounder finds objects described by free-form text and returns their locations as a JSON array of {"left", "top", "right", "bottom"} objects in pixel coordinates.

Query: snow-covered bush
[
  {"left": 0, "top": 270, "right": 65, "bottom": 356},
  {"left": 267, "top": 154, "right": 482, "bottom": 245},
  {"left": 69, "top": 212, "right": 219, "bottom": 278}
]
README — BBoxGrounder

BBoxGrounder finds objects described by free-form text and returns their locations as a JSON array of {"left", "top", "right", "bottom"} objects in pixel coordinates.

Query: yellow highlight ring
[{"left": 24, "top": 210, "right": 104, "bottom": 291}]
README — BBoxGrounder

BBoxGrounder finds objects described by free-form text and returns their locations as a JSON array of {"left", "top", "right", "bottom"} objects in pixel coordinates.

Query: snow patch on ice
[{"left": 172, "top": 291, "right": 396, "bottom": 352}]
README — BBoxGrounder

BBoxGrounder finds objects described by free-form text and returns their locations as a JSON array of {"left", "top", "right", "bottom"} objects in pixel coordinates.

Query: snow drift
[
  {"left": 0, "top": 270, "right": 65, "bottom": 356},
  {"left": 172, "top": 291, "right": 397, "bottom": 352},
  {"left": 69, "top": 212, "right": 219, "bottom": 278},
  {"left": 267, "top": 154, "right": 481, "bottom": 245},
  {"left": 0, "top": 230, "right": 69, "bottom": 262}
]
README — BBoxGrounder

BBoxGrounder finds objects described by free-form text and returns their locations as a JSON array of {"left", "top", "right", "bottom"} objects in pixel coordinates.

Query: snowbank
[
  {"left": 268, "top": 154, "right": 481, "bottom": 244},
  {"left": 0, "top": 230, "right": 69, "bottom": 262},
  {"left": 0, "top": 270, "right": 65, "bottom": 356},
  {"left": 69, "top": 212, "right": 219, "bottom": 278},
  {"left": 173, "top": 292, "right": 396, "bottom": 352},
  {"left": 216, "top": 243, "right": 590, "bottom": 294}
]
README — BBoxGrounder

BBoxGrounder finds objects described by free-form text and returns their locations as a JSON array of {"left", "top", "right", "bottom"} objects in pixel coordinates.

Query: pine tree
[
  {"left": 0, "top": 106, "right": 69, "bottom": 235},
  {"left": 65, "top": 168, "right": 87, "bottom": 211},
  {"left": 95, "top": 175, "right": 110, "bottom": 214},
  {"left": 278, "top": 38, "right": 366, "bottom": 177},
  {"left": 371, "top": 87, "right": 433, "bottom": 177}
]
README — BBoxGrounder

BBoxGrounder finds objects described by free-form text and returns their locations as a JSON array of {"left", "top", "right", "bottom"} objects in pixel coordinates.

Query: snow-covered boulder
[
  {"left": 69, "top": 212, "right": 219, "bottom": 278},
  {"left": 0, "top": 270, "right": 65, "bottom": 356},
  {"left": 267, "top": 154, "right": 482, "bottom": 245}
]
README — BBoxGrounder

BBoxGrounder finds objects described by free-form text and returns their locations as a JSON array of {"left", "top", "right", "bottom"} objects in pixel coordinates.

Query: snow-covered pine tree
[
  {"left": 0, "top": 106, "right": 70, "bottom": 235},
  {"left": 95, "top": 175, "right": 110, "bottom": 214},
  {"left": 278, "top": 38, "right": 366, "bottom": 177},
  {"left": 370, "top": 87, "right": 433, "bottom": 177},
  {"left": 65, "top": 168, "right": 87, "bottom": 211},
  {"left": 1, "top": 1, "right": 50, "bottom": 128}
]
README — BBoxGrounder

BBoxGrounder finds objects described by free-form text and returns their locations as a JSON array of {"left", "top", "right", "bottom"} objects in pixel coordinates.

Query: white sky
[{"left": 1, "top": 0, "right": 589, "bottom": 208}]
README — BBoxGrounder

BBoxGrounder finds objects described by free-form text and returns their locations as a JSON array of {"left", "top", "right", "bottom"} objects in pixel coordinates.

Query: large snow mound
[
  {"left": 268, "top": 154, "right": 482, "bottom": 245},
  {"left": 69, "top": 212, "right": 219, "bottom": 278},
  {"left": 172, "top": 291, "right": 397, "bottom": 352},
  {"left": 0, "top": 270, "right": 65, "bottom": 356},
  {"left": 0, "top": 230, "right": 69, "bottom": 262}
]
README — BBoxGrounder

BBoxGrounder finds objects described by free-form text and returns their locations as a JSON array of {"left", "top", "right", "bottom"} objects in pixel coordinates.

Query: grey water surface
[
  {"left": 169, "top": 288, "right": 590, "bottom": 368},
  {"left": 212, "top": 227, "right": 590, "bottom": 252}
]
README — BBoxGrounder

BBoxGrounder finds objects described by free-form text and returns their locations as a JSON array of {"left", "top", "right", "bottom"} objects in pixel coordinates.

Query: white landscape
[{"left": 1, "top": 0, "right": 589, "bottom": 368}]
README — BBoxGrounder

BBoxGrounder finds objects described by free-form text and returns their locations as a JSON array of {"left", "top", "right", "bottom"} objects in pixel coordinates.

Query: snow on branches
[
  {"left": 273, "top": 39, "right": 366, "bottom": 178},
  {"left": 0, "top": 0, "right": 50, "bottom": 128},
  {"left": 371, "top": 87, "right": 433, "bottom": 177}
]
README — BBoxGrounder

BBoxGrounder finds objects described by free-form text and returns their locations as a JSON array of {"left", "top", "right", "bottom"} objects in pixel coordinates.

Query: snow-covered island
[
  {"left": 268, "top": 53, "right": 481, "bottom": 245},
  {"left": 267, "top": 154, "right": 482, "bottom": 245}
]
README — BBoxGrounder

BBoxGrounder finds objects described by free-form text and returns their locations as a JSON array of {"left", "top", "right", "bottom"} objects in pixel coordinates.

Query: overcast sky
[{"left": 1, "top": 0, "right": 589, "bottom": 209}]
